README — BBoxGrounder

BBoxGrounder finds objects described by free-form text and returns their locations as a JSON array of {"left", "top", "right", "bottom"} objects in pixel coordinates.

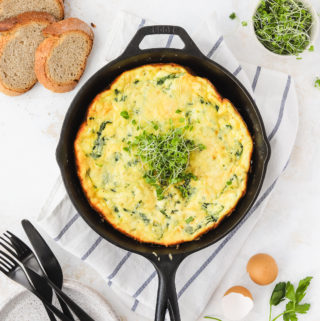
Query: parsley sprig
[
  {"left": 129, "top": 126, "right": 205, "bottom": 199},
  {"left": 269, "top": 277, "right": 312, "bottom": 321},
  {"left": 253, "top": 0, "right": 313, "bottom": 55}
]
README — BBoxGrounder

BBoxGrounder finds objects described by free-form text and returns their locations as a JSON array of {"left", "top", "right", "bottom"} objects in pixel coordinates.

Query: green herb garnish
[
  {"left": 253, "top": 0, "right": 313, "bottom": 55},
  {"left": 241, "top": 21, "right": 248, "bottom": 26},
  {"left": 156, "top": 73, "right": 180, "bottom": 85},
  {"left": 314, "top": 77, "right": 320, "bottom": 89},
  {"left": 131, "top": 126, "right": 204, "bottom": 199},
  {"left": 90, "top": 121, "right": 111, "bottom": 159},
  {"left": 269, "top": 277, "right": 312, "bottom": 321},
  {"left": 308, "top": 45, "right": 314, "bottom": 51},
  {"left": 120, "top": 111, "right": 129, "bottom": 119},
  {"left": 229, "top": 12, "right": 236, "bottom": 20},
  {"left": 185, "top": 216, "right": 195, "bottom": 224}
]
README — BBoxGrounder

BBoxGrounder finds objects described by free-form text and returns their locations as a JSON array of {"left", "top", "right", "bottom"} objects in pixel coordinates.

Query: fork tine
[
  {"left": 0, "top": 263, "right": 7, "bottom": 274},
  {"left": 0, "top": 252, "right": 15, "bottom": 268},
  {"left": 0, "top": 250, "right": 18, "bottom": 265},
  {"left": 6, "top": 231, "right": 29, "bottom": 252},
  {"left": 0, "top": 239, "right": 18, "bottom": 258},
  {"left": 0, "top": 236, "right": 13, "bottom": 248},
  {"left": 4, "top": 232, "right": 24, "bottom": 253}
]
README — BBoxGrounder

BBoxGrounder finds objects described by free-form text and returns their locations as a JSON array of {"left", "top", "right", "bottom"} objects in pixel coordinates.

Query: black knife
[{"left": 22, "top": 219, "right": 75, "bottom": 320}]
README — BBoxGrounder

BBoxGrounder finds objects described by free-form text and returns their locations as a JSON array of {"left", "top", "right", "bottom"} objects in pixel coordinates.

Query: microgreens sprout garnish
[
  {"left": 253, "top": 0, "right": 313, "bottom": 55},
  {"left": 128, "top": 125, "right": 205, "bottom": 200}
]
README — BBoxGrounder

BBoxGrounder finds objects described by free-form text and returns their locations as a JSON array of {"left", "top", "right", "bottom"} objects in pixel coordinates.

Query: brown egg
[
  {"left": 224, "top": 286, "right": 253, "bottom": 299},
  {"left": 247, "top": 253, "right": 278, "bottom": 285}
]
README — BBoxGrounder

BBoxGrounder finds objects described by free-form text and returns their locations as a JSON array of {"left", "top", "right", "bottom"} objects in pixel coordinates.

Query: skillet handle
[
  {"left": 151, "top": 254, "right": 185, "bottom": 321},
  {"left": 121, "top": 25, "right": 203, "bottom": 58}
]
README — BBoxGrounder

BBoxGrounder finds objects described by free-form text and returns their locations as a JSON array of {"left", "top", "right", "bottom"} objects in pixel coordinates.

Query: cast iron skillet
[{"left": 56, "top": 25, "right": 270, "bottom": 321}]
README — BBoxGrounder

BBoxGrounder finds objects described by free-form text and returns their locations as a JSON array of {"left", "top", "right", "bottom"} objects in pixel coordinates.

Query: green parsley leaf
[
  {"left": 308, "top": 45, "right": 314, "bottom": 52},
  {"left": 229, "top": 12, "right": 236, "bottom": 20},
  {"left": 295, "top": 276, "right": 312, "bottom": 303},
  {"left": 120, "top": 111, "right": 129, "bottom": 119},
  {"left": 295, "top": 303, "right": 310, "bottom": 314},
  {"left": 270, "top": 282, "right": 287, "bottom": 306},
  {"left": 286, "top": 282, "right": 296, "bottom": 302},
  {"left": 241, "top": 21, "right": 248, "bottom": 26},
  {"left": 314, "top": 77, "right": 320, "bottom": 89},
  {"left": 269, "top": 277, "right": 312, "bottom": 321}
]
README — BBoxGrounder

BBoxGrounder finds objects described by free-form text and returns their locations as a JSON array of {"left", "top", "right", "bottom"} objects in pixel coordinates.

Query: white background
[{"left": 0, "top": 0, "right": 320, "bottom": 320}]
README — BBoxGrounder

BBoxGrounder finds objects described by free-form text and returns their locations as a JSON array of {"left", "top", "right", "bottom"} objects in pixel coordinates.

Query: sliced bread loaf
[
  {"left": 35, "top": 18, "right": 93, "bottom": 93},
  {"left": 0, "top": 0, "right": 64, "bottom": 22},
  {"left": 0, "top": 12, "right": 56, "bottom": 96}
]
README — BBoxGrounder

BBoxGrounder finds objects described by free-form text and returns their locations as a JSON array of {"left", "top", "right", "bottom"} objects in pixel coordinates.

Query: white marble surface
[{"left": 0, "top": 0, "right": 320, "bottom": 320}]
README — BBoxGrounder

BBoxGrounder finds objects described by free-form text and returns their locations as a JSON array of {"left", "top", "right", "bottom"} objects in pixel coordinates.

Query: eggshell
[
  {"left": 224, "top": 286, "right": 253, "bottom": 299},
  {"left": 247, "top": 253, "right": 278, "bottom": 285},
  {"left": 222, "top": 286, "right": 254, "bottom": 321}
]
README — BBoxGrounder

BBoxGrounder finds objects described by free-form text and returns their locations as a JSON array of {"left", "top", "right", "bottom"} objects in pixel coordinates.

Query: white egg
[{"left": 222, "top": 287, "right": 254, "bottom": 321}]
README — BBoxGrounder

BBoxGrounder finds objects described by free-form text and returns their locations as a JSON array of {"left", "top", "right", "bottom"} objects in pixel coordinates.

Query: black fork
[
  {"left": 0, "top": 231, "right": 74, "bottom": 320},
  {"left": 0, "top": 232, "right": 56, "bottom": 321},
  {"left": 0, "top": 232, "right": 95, "bottom": 321},
  {"left": 0, "top": 250, "right": 73, "bottom": 321}
]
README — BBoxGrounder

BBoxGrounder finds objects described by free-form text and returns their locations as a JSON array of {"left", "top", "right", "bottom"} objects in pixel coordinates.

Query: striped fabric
[{"left": 38, "top": 12, "right": 299, "bottom": 321}]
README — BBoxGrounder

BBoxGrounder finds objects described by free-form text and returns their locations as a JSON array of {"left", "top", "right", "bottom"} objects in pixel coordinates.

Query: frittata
[{"left": 74, "top": 63, "right": 253, "bottom": 245}]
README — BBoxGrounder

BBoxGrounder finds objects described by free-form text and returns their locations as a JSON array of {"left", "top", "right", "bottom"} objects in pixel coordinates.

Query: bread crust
[
  {"left": 0, "top": 0, "right": 64, "bottom": 22},
  {"left": 74, "top": 63, "right": 253, "bottom": 246},
  {"left": 0, "top": 12, "right": 56, "bottom": 95},
  {"left": 35, "top": 18, "right": 94, "bottom": 93}
]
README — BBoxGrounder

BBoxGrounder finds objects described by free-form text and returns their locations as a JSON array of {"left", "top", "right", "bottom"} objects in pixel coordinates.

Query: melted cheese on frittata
[{"left": 74, "top": 64, "right": 253, "bottom": 245}]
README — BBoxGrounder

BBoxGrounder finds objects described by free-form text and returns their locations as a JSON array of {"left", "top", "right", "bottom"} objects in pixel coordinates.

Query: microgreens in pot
[{"left": 253, "top": 0, "right": 314, "bottom": 55}]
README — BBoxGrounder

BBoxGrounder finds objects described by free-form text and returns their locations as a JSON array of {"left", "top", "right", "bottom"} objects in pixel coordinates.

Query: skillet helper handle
[
  {"left": 153, "top": 254, "right": 185, "bottom": 321},
  {"left": 122, "top": 25, "right": 203, "bottom": 57}
]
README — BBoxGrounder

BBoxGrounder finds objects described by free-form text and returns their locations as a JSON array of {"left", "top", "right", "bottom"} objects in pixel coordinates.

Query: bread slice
[
  {"left": 0, "top": 12, "right": 56, "bottom": 96},
  {"left": 35, "top": 18, "right": 94, "bottom": 93},
  {"left": 0, "top": 0, "right": 64, "bottom": 22}
]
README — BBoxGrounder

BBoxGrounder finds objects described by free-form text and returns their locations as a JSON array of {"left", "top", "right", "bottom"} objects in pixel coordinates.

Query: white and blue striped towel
[{"left": 38, "top": 11, "right": 299, "bottom": 321}]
